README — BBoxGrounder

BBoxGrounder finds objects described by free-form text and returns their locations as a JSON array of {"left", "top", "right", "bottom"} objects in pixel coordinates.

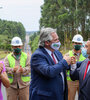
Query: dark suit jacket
[
  {"left": 29, "top": 46, "right": 69, "bottom": 100},
  {"left": 70, "top": 58, "right": 90, "bottom": 100}
]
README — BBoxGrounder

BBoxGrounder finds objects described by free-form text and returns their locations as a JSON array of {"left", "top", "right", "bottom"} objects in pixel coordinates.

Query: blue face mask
[{"left": 81, "top": 48, "right": 88, "bottom": 58}]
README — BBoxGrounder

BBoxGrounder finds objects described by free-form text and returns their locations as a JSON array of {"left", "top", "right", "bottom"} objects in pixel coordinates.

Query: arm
[
  {"left": 19, "top": 55, "right": 31, "bottom": 75},
  {"left": 4, "top": 56, "right": 19, "bottom": 73},
  {"left": 0, "top": 72, "right": 10, "bottom": 88},
  {"left": 70, "top": 64, "right": 79, "bottom": 81},
  {"left": 0, "top": 62, "right": 10, "bottom": 88},
  {"left": 70, "top": 61, "right": 82, "bottom": 81},
  {"left": 31, "top": 53, "right": 69, "bottom": 78},
  {"left": 63, "top": 52, "right": 71, "bottom": 70},
  {"left": 4, "top": 56, "right": 14, "bottom": 74}
]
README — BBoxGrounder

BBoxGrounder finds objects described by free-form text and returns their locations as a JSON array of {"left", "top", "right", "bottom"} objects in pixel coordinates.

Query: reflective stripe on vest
[
  {"left": 67, "top": 50, "right": 86, "bottom": 81},
  {"left": 7, "top": 52, "right": 30, "bottom": 83}
]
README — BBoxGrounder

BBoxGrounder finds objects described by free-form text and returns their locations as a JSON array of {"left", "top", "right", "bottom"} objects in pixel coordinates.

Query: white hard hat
[
  {"left": 72, "top": 34, "right": 83, "bottom": 43},
  {"left": 11, "top": 37, "right": 23, "bottom": 46}
]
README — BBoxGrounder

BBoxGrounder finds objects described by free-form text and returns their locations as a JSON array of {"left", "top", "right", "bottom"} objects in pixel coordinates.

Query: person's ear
[{"left": 45, "top": 41, "right": 50, "bottom": 46}]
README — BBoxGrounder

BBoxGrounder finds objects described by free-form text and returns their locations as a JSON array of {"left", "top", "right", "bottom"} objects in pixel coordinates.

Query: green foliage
[
  {"left": 0, "top": 35, "right": 12, "bottom": 51},
  {"left": 29, "top": 0, "right": 90, "bottom": 54},
  {"left": 0, "top": 51, "right": 8, "bottom": 59},
  {"left": 0, "top": 19, "right": 26, "bottom": 51},
  {"left": 29, "top": 33, "right": 40, "bottom": 53},
  {"left": 0, "top": 19, "right": 25, "bottom": 40},
  {"left": 40, "top": 0, "right": 90, "bottom": 47}
]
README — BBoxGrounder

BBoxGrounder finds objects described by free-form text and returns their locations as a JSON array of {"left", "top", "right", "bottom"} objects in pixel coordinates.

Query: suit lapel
[
  {"left": 54, "top": 51, "right": 62, "bottom": 61},
  {"left": 80, "top": 60, "right": 90, "bottom": 89},
  {"left": 40, "top": 47, "right": 55, "bottom": 65},
  {"left": 80, "top": 69, "right": 90, "bottom": 89},
  {"left": 54, "top": 51, "right": 65, "bottom": 75},
  {"left": 80, "top": 62, "right": 86, "bottom": 81}
]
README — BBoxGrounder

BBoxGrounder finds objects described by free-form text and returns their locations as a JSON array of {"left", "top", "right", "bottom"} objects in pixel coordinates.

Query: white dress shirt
[{"left": 87, "top": 62, "right": 90, "bottom": 73}]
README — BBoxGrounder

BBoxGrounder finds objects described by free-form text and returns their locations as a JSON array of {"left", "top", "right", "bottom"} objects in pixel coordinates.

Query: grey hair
[{"left": 38, "top": 27, "right": 57, "bottom": 47}]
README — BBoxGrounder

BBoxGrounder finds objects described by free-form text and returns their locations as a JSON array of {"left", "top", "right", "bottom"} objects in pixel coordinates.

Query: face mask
[
  {"left": 51, "top": 42, "right": 61, "bottom": 50},
  {"left": 13, "top": 48, "right": 22, "bottom": 54},
  {"left": 81, "top": 48, "right": 88, "bottom": 58},
  {"left": 74, "top": 45, "right": 81, "bottom": 51}
]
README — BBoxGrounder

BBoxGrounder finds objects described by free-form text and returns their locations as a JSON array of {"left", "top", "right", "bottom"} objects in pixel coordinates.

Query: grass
[{"left": 0, "top": 51, "right": 9, "bottom": 59}]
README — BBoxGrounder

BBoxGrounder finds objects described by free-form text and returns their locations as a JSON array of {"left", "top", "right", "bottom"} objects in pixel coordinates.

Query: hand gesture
[
  {"left": 19, "top": 66, "right": 23, "bottom": 73},
  {"left": 63, "top": 56, "right": 71, "bottom": 65},
  {"left": 13, "top": 66, "right": 18, "bottom": 73},
  {"left": 71, "top": 56, "right": 76, "bottom": 64},
  {"left": 0, "top": 63, "right": 3, "bottom": 74}
]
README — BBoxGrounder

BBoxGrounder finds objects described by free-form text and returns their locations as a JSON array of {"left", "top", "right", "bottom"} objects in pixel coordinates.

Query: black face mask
[{"left": 74, "top": 45, "right": 81, "bottom": 51}]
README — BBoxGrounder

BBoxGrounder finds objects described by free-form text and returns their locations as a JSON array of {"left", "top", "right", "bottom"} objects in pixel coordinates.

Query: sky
[{"left": 0, "top": 0, "right": 44, "bottom": 31}]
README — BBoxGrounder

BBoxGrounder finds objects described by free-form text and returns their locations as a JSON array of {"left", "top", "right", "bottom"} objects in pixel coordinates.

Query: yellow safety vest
[
  {"left": 67, "top": 50, "right": 86, "bottom": 81},
  {"left": 7, "top": 52, "right": 30, "bottom": 83}
]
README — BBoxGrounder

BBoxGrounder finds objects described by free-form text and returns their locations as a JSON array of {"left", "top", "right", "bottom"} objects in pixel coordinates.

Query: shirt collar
[
  {"left": 44, "top": 48, "right": 52, "bottom": 56},
  {"left": 12, "top": 52, "right": 21, "bottom": 60},
  {"left": 73, "top": 50, "right": 81, "bottom": 56}
]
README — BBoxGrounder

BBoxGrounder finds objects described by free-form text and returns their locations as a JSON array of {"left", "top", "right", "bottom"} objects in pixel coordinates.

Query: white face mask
[{"left": 51, "top": 42, "right": 61, "bottom": 50}]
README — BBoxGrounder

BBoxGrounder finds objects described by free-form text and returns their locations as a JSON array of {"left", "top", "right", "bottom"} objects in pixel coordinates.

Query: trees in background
[
  {"left": 25, "top": 0, "right": 90, "bottom": 54},
  {"left": 29, "top": 32, "right": 39, "bottom": 53},
  {"left": 40, "top": 0, "right": 90, "bottom": 46},
  {"left": 30, "top": 0, "right": 90, "bottom": 53},
  {"left": 0, "top": 19, "right": 25, "bottom": 50}
]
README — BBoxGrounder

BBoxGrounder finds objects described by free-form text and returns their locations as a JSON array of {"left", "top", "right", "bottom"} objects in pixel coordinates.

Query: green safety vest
[
  {"left": 7, "top": 52, "right": 30, "bottom": 83},
  {"left": 67, "top": 50, "right": 86, "bottom": 81}
]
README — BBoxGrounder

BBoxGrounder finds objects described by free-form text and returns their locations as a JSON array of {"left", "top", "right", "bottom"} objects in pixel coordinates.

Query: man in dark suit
[
  {"left": 29, "top": 27, "right": 71, "bottom": 100},
  {"left": 70, "top": 39, "right": 90, "bottom": 100}
]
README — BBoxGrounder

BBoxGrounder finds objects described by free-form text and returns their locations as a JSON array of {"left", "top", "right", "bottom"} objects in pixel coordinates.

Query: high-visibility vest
[
  {"left": 7, "top": 52, "right": 30, "bottom": 83},
  {"left": 67, "top": 50, "right": 86, "bottom": 81}
]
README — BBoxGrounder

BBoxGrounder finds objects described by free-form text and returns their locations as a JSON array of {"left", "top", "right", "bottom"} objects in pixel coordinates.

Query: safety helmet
[
  {"left": 11, "top": 37, "right": 23, "bottom": 46},
  {"left": 72, "top": 34, "right": 83, "bottom": 43}
]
